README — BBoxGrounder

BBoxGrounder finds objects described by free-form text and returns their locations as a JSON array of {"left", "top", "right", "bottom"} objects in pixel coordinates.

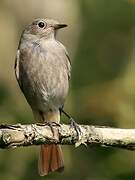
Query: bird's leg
[{"left": 60, "top": 109, "right": 82, "bottom": 138}]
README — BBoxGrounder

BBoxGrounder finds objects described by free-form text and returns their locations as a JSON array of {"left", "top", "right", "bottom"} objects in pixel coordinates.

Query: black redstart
[{"left": 15, "top": 18, "right": 71, "bottom": 176}]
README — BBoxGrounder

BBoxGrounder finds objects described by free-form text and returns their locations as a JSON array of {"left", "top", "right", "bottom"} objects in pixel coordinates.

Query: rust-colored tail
[{"left": 38, "top": 144, "right": 64, "bottom": 176}]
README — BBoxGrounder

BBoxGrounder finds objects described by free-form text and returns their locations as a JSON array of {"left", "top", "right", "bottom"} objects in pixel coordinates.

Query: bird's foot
[
  {"left": 46, "top": 122, "right": 60, "bottom": 137},
  {"left": 70, "top": 118, "right": 82, "bottom": 140},
  {"left": 36, "top": 122, "right": 60, "bottom": 137},
  {"left": 60, "top": 108, "right": 82, "bottom": 140}
]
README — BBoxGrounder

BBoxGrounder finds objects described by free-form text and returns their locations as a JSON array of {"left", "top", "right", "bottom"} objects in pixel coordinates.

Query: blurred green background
[{"left": 0, "top": 0, "right": 135, "bottom": 179}]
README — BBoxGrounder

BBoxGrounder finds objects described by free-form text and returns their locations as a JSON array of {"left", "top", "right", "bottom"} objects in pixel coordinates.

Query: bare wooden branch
[{"left": 0, "top": 123, "right": 135, "bottom": 150}]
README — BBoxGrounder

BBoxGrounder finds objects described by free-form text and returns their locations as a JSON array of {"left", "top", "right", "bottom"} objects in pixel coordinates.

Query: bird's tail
[
  {"left": 33, "top": 110, "right": 64, "bottom": 176},
  {"left": 38, "top": 144, "right": 64, "bottom": 176}
]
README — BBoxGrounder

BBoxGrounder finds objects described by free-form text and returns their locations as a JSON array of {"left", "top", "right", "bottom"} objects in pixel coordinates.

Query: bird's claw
[
  {"left": 70, "top": 118, "right": 82, "bottom": 140},
  {"left": 50, "top": 122, "right": 60, "bottom": 127},
  {"left": 36, "top": 122, "right": 60, "bottom": 136}
]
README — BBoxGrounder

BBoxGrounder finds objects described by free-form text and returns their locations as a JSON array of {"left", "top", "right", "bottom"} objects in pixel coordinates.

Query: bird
[{"left": 14, "top": 18, "right": 71, "bottom": 176}]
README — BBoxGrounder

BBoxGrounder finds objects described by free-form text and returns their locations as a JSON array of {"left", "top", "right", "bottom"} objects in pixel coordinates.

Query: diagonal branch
[{"left": 0, "top": 123, "right": 135, "bottom": 150}]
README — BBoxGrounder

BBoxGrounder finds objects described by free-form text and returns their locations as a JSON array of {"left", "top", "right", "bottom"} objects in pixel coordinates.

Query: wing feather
[{"left": 14, "top": 49, "right": 24, "bottom": 92}]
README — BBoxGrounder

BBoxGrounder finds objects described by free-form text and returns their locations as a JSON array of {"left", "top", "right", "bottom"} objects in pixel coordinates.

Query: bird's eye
[{"left": 38, "top": 21, "right": 45, "bottom": 28}]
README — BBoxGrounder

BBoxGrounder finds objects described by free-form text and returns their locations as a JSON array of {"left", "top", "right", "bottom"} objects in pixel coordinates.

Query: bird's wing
[
  {"left": 14, "top": 49, "right": 24, "bottom": 92},
  {"left": 65, "top": 50, "right": 71, "bottom": 80},
  {"left": 14, "top": 49, "right": 20, "bottom": 81},
  {"left": 56, "top": 40, "right": 71, "bottom": 80}
]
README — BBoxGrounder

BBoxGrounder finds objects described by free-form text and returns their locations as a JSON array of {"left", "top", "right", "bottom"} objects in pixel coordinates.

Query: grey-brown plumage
[{"left": 15, "top": 18, "right": 71, "bottom": 176}]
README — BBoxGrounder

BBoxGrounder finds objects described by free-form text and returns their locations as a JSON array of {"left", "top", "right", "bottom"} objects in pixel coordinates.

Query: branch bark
[{"left": 0, "top": 123, "right": 135, "bottom": 150}]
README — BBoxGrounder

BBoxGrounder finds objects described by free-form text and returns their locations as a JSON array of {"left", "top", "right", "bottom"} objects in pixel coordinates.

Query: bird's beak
[{"left": 54, "top": 24, "right": 67, "bottom": 29}]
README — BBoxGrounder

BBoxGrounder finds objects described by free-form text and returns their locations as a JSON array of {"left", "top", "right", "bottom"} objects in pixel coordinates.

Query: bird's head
[{"left": 24, "top": 18, "right": 67, "bottom": 39}]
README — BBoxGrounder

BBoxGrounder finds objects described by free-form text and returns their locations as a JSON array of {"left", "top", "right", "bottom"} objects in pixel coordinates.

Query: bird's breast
[{"left": 19, "top": 40, "right": 69, "bottom": 110}]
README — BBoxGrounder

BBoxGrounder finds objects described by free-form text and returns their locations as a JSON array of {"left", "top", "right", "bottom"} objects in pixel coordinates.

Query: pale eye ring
[{"left": 38, "top": 21, "right": 46, "bottom": 28}]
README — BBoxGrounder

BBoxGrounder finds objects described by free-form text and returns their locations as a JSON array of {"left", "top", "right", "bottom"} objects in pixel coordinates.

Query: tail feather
[
  {"left": 33, "top": 110, "right": 63, "bottom": 176},
  {"left": 38, "top": 144, "right": 64, "bottom": 176}
]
